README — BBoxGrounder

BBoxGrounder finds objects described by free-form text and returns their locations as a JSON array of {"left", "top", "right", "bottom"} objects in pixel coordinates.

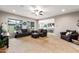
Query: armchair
[
  {"left": 0, "top": 35, "right": 9, "bottom": 48},
  {"left": 39, "top": 29, "right": 47, "bottom": 37}
]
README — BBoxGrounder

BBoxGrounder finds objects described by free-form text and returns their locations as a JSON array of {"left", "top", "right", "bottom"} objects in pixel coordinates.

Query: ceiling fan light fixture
[{"left": 30, "top": 6, "right": 44, "bottom": 16}]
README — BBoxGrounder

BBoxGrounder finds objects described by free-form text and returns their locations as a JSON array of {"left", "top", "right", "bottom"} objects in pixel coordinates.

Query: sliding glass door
[{"left": 8, "top": 18, "right": 22, "bottom": 33}]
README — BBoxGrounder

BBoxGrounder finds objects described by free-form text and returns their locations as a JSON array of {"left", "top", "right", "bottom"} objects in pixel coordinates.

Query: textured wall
[{"left": 54, "top": 12, "right": 79, "bottom": 36}]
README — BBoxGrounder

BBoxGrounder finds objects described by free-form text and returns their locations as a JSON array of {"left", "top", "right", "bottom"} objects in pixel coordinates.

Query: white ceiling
[{"left": 0, "top": 5, "right": 79, "bottom": 19}]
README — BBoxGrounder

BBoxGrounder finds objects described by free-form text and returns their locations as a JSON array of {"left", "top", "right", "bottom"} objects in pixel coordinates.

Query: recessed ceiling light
[
  {"left": 12, "top": 9, "right": 16, "bottom": 12},
  {"left": 62, "top": 9, "right": 66, "bottom": 12}
]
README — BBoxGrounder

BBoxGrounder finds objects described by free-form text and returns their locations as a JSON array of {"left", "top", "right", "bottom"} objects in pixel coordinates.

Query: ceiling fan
[{"left": 31, "top": 6, "right": 44, "bottom": 16}]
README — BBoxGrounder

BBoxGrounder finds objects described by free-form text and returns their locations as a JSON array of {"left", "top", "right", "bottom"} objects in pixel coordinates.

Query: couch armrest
[{"left": 60, "top": 32, "right": 66, "bottom": 35}]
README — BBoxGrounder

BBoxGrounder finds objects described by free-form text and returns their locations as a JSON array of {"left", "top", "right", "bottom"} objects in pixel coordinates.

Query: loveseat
[{"left": 60, "top": 30, "right": 79, "bottom": 42}]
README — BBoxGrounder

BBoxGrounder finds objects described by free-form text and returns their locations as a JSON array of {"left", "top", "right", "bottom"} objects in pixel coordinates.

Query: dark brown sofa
[
  {"left": 15, "top": 29, "right": 30, "bottom": 38},
  {"left": 60, "top": 30, "right": 79, "bottom": 42}
]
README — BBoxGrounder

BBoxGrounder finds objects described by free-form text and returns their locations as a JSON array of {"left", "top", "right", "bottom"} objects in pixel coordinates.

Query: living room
[{"left": 0, "top": 5, "right": 79, "bottom": 53}]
